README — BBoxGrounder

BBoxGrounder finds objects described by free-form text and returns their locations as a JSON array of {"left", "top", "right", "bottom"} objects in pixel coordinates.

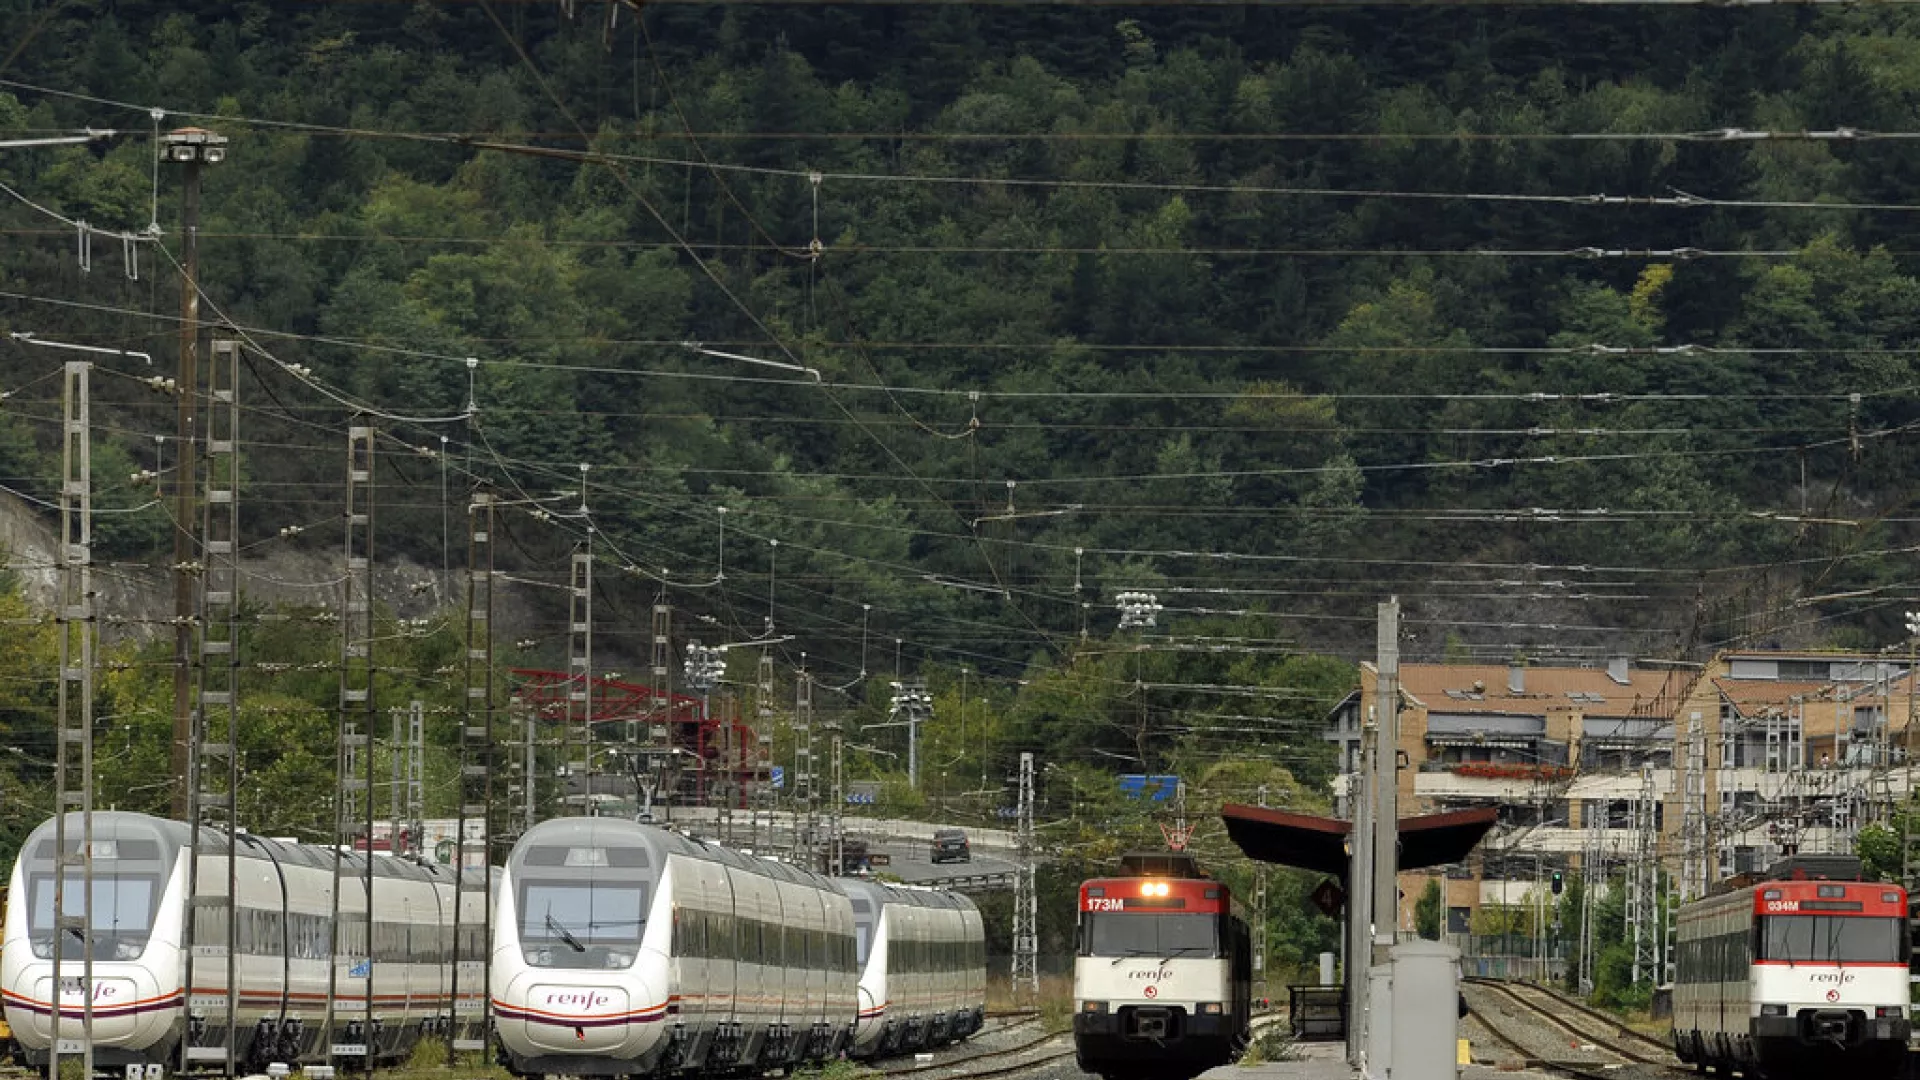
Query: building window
[{"left": 1446, "top": 907, "right": 1472, "bottom": 934}]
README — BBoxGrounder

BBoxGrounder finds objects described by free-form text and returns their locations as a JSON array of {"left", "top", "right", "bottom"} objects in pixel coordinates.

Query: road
[{"left": 656, "top": 807, "right": 1025, "bottom": 890}]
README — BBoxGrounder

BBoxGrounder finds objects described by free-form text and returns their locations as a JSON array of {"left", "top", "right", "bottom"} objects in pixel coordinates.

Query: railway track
[
  {"left": 895, "top": 1008, "right": 1291, "bottom": 1079},
  {"left": 1463, "top": 977, "right": 1683, "bottom": 1080}
]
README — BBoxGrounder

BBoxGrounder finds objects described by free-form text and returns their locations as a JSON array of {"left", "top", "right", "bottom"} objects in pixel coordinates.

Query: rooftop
[{"left": 1371, "top": 663, "right": 1683, "bottom": 719}]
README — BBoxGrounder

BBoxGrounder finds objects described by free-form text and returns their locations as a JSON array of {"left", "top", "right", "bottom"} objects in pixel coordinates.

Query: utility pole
[
  {"left": 1682, "top": 710, "right": 1707, "bottom": 902},
  {"left": 1345, "top": 703, "right": 1372, "bottom": 1065},
  {"left": 685, "top": 642, "right": 726, "bottom": 828},
  {"left": 50, "top": 360, "right": 95, "bottom": 1080},
  {"left": 452, "top": 491, "right": 494, "bottom": 1056},
  {"left": 162, "top": 126, "right": 225, "bottom": 818},
  {"left": 650, "top": 602, "right": 675, "bottom": 818},
  {"left": 1253, "top": 784, "right": 1270, "bottom": 1006},
  {"left": 755, "top": 650, "right": 777, "bottom": 851},
  {"left": 1012, "top": 751, "right": 1039, "bottom": 1004},
  {"left": 1580, "top": 802, "right": 1603, "bottom": 994},
  {"left": 566, "top": 543, "right": 593, "bottom": 814},
  {"left": 328, "top": 423, "right": 376, "bottom": 1073},
  {"left": 1631, "top": 764, "right": 1658, "bottom": 986},
  {"left": 793, "top": 665, "right": 817, "bottom": 870},
  {"left": 1372, "top": 598, "right": 1400, "bottom": 960},
  {"left": 829, "top": 721, "right": 845, "bottom": 874},
  {"left": 181, "top": 337, "right": 240, "bottom": 1073},
  {"left": 1902, "top": 611, "right": 1920, "bottom": 891},
  {"left": 890, "top": 678, "right": 931, "bottom": 790}
]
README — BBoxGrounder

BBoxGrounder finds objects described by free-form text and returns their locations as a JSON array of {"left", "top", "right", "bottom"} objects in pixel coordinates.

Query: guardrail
[{"left": 917, "top": 871, "right": 1016, "bottom": 891}]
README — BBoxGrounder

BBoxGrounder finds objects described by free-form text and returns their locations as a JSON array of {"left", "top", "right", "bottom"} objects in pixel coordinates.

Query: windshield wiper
[
  {"left": 1109, "top": 948, "right": 1159, "bottom": 965},
  {"left": 545, "top": 913, "right": 587, "bottom": 953},
  {"left": 1159, "top": 946, "right": 1211, "bottom": 965}
]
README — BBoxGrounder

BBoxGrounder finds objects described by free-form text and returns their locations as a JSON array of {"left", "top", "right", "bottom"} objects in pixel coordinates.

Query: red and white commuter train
[
  {"left": 1673, "top": 857, "right": 1909, "bottom": 1079},
  {"left": 1071, "top": 852, "right": 1251, "bottom": 1080}
]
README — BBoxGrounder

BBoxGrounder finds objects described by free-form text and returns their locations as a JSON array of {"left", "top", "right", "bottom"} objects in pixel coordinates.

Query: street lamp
[
  {"left": 159, "top": 125, "right": 226, "bottom": 819},
  {"left": 888, "top": 680, "right": 933, "bottom": 790},
  {"left": 1115, "top": 591, "right": 1162, "bottom": 630}
]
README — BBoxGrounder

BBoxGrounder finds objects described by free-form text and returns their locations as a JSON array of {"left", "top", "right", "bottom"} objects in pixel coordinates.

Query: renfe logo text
[{"left": 545, "top": 991, "right": 613, "bottom": 1008}]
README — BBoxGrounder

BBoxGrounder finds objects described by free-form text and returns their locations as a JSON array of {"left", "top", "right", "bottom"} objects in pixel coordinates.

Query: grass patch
[
  {"left": 987, "top": 973, "right": 1075, "bottom": 1034},
  {"left": 789, "top": 1061, "right": 882, "bottom": 1080},
  {"left": 1239, "top": 1026, "right": 1299, "bottom": 1066}
]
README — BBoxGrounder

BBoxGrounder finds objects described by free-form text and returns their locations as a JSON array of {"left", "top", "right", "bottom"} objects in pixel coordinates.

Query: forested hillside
[{"left": 3, "top": 1, "right": 1920, "bottom": 782}]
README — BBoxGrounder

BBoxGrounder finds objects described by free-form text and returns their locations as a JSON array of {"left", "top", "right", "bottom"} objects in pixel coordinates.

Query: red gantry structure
[{"left": 510, "top": 669, "right": 770, "bottom": 807}]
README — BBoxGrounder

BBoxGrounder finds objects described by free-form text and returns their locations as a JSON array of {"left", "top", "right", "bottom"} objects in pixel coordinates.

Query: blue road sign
[
  {"left": 1118, "top": 774, "right": 1179, "bottom": 801},
  {"left": 771, "top": 766, "right": 785, "bottom": 790}
]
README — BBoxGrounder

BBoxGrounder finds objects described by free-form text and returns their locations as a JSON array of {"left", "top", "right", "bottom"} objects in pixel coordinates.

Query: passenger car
[{"left": 930, "top": 828, "right": 970, "bottom": 864}]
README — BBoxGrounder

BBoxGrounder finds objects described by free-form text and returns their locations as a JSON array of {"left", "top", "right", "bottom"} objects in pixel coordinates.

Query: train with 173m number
[{"left": 1072, "top": 850, "right": 1251, "bottom": 1080}]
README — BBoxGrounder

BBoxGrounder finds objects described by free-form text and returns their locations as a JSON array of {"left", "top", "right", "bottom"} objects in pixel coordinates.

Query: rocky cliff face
[{"left": 0, "top": 490, "right": 551, "bottom": 651}]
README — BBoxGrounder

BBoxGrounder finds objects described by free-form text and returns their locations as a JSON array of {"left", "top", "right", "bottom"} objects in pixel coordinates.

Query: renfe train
[
  {"left": 1072, "top": 851, "right": 1251, "bottom": 1080},
  {"left": 490, "top": 816, "right": 985, "bottom": 1077},
  {"left": 0, "top": 811, "right": 487, "bottom": 1072},
  {"left": 1673, "top": 855, "right": 1909, "bottom": 1079}
]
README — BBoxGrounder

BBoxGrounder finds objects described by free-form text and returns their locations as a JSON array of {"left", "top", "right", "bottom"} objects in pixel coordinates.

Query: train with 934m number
[{"left": 1673, "top": 854, "right": 1909, "bottom": 1079}]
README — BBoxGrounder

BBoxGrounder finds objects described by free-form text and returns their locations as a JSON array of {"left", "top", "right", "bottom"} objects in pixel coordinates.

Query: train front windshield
[
  {"left": 519, "top": 882, "right": 648, "bottom": 969},
  {"left": 26, "top": 873, "right": 158, "bottom": 960},
  {"left": 1758, "top": 916, "right": 1905, "bottom": 963},
  {"left": 1079, "top": 912, "right": 1220, "bottom": 958}
]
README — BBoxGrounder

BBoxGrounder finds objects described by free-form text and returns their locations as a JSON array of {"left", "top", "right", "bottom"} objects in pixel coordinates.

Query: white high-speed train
[
  {"left": 490, "top": 818, "right": 985, "bottom": 1077},
  {"left": 0, "top": 812, "right": 489, "bottom": 1072},
  {"left": 841, "top": 878, "right": 985, "bottom": 1057}
]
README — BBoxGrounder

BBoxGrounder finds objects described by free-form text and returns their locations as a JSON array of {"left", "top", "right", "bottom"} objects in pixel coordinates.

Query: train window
[
  {"left": 519, "top": 881, "right": 648, "bottom": 966},
  {"left": 1078, "top": 912, "right": 1220, "bottom": 958},
  {"left": 1759, "top": 916, "right": 1902, "bottom": 963}
]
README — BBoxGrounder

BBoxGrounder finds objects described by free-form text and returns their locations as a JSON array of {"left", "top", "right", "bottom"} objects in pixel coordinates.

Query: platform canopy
[{"left": 1218, "top": 804, "right": 1498, "bottom": 878}]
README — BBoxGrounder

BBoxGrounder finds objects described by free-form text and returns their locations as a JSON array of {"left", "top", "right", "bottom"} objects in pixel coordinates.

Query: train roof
[
  {"left": 22, "top": 811, "right": 460, "bottom": 886},
  {"left": 837, "top": 876, "right": 979, "bottom": 913},
  {"left": 512, "top": 816, "right": 848, "bottom": 893}
]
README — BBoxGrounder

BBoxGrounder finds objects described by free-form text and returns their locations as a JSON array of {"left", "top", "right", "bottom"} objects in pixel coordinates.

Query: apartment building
[{"left": 1325, "top": 650, "right": 1914, "bottom": 933}]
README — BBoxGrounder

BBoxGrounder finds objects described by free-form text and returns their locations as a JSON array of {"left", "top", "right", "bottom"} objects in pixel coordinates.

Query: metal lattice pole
[
  {"left": 566, "top": 544, "right": 593, "bottom": 814},
  {"left": 452, "top": 490, "right": 494, "bottom": 1055},
  {"left": 50, "top": 360, "right": 95, "bottom": 1080},
  {"left": 1902, "top": 613, "right": 1920, "bottom": 890},
  {"left": 181, "top": 338, "right": 241, "bottom": 1073},
  {"left": 407, "top": 700, "right": 425, "bottom": 854},
  {"left": 1012, "top": 752, "right": 1039, "bottom": 1003},
  {"left": 1630, "top": 765, "right": 1658, "bottom": 985},
  {"left": 1681, "top": 710, "right": 1708, "bottom": 902},
  {"left": 1580, "top": 797, "right": 1603, "bottom": 994},
  {"left": 328, "top": 423, "right": 377, "bottom": 1071},
  {"left": 793, "top": 667, "right": 817, "bottom": 870},
  {"left": 755, "top": 651, "right": 777, "bottom": 851},
  {"left": 829, "top": 724, "right": 845, "bottom": 875},
  {"left": 650, "top": 602, "right": 674, "bottom": 816}
]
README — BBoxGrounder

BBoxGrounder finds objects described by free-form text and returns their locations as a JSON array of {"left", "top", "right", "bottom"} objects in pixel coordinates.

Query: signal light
[{"left": 1550, "top": 871, "right": 1563, "bottom": 896}]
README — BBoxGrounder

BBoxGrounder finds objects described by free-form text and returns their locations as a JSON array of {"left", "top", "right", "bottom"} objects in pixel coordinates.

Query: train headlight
[
  {"left": 1876, "top": 1007, "right": 1904, "bottom": 1018},
  {"left": 528, "top": 948, "right": 552, "bottom": 966},
  {"left": 1201, "top": 1002, "right": 1223, "bottom": 1015},
  {"left": 114, "top": 940, "right": 139, "bottom": 959},
  {"left": 1082, "top": 1001, "right": 1107, "bottom": 1014},
  {"left": 606, "top": 951, "right": 635, "bottom": 969},
  {"left": 1760, "top": 1004, "right": 1788, "bottom": 1017}
]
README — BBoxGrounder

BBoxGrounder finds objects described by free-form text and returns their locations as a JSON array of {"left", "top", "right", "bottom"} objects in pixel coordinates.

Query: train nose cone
[
  {"left": 518, "top": 979, "right": 655, "bottom": 1054},
  {"left": 32, "top": 976, "right": 144, "bottom": 1046}
]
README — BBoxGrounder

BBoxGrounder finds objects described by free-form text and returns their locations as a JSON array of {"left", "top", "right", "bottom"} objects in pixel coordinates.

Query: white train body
[
  {"left": 1673, "top": 875, "right": 1910, "bottom": 1079},
  {"left": 491, "top": 818, "right": 858, "bottom": 1076},
  {"left": 490, "top": 819, "right": 986, "bottom": 1077},
  {"left": 841, "top": 880, "right": 985, "bottom": 1057},
  {"left": 1, "top": 812, "right": 485, "bottom": 1071}
]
